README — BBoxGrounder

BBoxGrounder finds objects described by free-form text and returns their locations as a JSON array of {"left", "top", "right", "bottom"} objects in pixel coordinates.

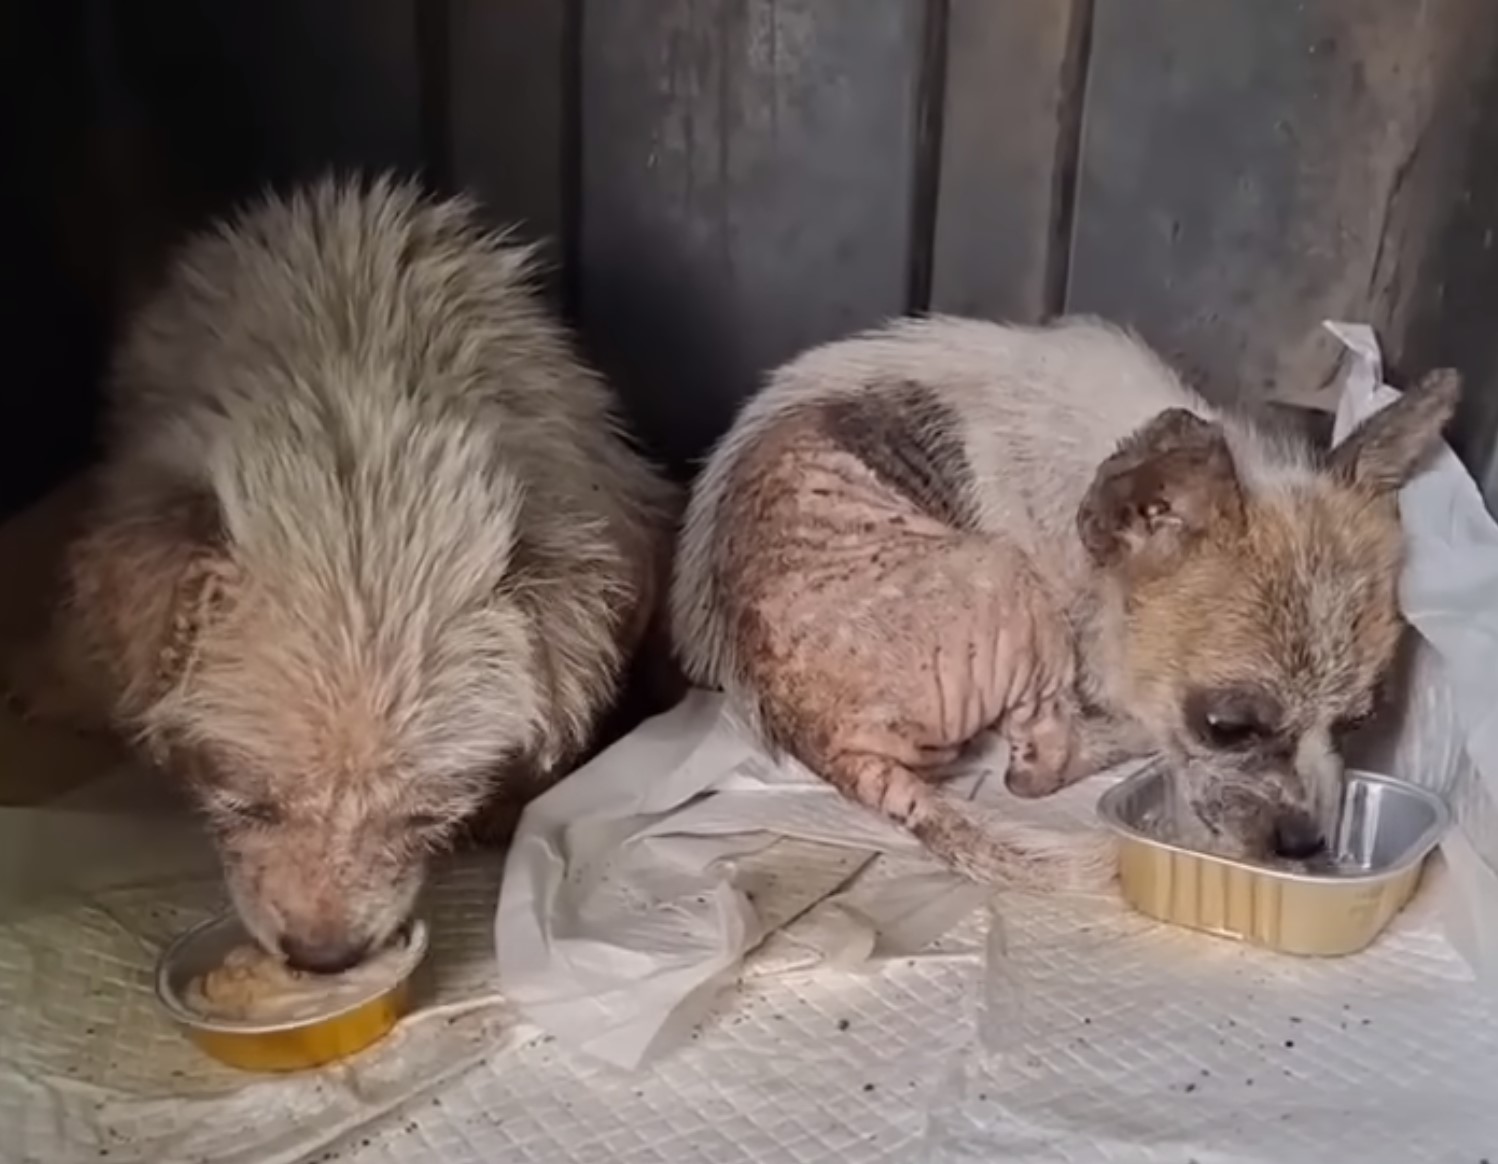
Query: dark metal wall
[{"left": 6, "top": 0, "right": 1498, "bottom": 517}]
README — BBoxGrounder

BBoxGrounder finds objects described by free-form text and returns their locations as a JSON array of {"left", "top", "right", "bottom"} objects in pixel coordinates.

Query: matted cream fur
[
  {"left": 46, "top": 173, "right": 676, "bottom": 970},
  {"left": 672, "top": 316, "right": 1457, "bottom": 890}
]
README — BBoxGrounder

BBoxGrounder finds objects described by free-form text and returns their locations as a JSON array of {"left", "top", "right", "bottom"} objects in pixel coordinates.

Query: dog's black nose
[
  {"left": 279, "top": 935, "right": 369, "bottom": 975},
  {"left": 1272, "top": 812, "right": 1326, "bottom": 861}
]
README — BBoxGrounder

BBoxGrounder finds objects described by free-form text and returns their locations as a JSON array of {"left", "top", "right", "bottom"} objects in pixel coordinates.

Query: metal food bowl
[
  {"left": 1097, "top": 765, "right": 1450, "bottom": 957},
  {"left": 154, "top": 911, "right": 429, "bottom": 1072}
]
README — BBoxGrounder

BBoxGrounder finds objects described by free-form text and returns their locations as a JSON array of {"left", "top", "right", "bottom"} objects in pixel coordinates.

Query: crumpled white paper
[
  {"left": 496, "top": 320, "right": 1498, "bottom": 1076},
  {"left": 494, "top": 690, "right": 1121, "bottom": 1071},
  {"left": 1324, "top": 321, "right": 1498, "bottom": 991}
]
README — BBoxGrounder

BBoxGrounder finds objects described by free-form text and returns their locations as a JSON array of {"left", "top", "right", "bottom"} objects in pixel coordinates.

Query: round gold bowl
[{"left": 153, "top": 911, "right": 429, "bottom": 1073}]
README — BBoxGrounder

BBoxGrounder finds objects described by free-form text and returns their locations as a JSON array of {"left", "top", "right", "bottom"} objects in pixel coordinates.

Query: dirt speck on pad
[{"left": 838, "top": 1018, "right": 850, "bottom": 1031}]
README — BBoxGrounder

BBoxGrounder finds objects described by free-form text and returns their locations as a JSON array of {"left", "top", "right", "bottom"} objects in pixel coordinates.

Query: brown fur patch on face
[
  {"left": 1091, "top": 367, "right": 1461, "bottom": 749},
  {"left": 1123, "top": 482, "right": 1405, "bottom": 726},
  {"left": 1107, "top": 477, "right": 1406, "bottom": 850},
  {"left": 1076, "top": 378, "right": 1460, "bottom": 856}
]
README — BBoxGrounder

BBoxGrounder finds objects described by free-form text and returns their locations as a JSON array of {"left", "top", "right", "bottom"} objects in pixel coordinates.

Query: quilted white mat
[
  {"left": 4, "top": 767, "right": 1498, "bottom": 1164},
  {"left": 7, "top": 320, "right": 1498, "bottom": 1163}
]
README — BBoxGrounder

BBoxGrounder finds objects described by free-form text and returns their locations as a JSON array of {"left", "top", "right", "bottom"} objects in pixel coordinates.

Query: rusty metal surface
[
  {"left": 576, "top": 0, "right": 927, "bottom": 473},
  {"left": 446, "top": 0, "right": 570, "bottom": 273},
  {"left": 928, "top": 0, "right": 1091, "bottom": 322},
  {"left": 7, "top": 0, "right": 1498, "bottom": 508},
  {"left": 1067, "top": 0, "right": 1496, "bottom": 419}
]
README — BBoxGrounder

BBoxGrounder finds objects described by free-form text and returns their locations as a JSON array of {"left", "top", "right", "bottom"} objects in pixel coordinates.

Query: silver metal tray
[{"left": 1097, "top": 765, "right": 1450, "bottom": 956}]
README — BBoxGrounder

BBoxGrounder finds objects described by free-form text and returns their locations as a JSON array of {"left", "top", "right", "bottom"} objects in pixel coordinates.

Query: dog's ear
[
  {"left": 1328, "top": 368, "right": 1461, "bottom": 494},
  {"left": 60, "top": 478, "right": 237, "bottom": 727},
  {"left": 1077, "top": 408, "right": 1245, "bottom": 574},
  {"left": 152, "top": 488, "right": 238, "bottom": 701}
]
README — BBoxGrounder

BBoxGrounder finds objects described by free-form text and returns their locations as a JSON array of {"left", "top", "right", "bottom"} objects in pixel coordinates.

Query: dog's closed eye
[
  {"left": 1200, "top": 713, "right": 1268, "bottom": 749},
  {"left": 1184, "top": 686, "right": 1284, "bottom": 752},
  {"left": 1332, "top": 708, "right": 1375, "bottom": 740},
  {"left": 218, "top": 799, "right": 283, "bottom": 827}
]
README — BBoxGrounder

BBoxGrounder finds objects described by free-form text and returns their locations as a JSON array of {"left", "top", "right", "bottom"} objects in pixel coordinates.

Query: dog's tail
[{"left": 908, "top": 790, "right": 1118, "bottom": 893}]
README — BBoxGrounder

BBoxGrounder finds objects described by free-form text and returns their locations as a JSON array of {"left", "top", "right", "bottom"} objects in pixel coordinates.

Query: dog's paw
[
  {"left": 1001, "top": 703, "right": 1080, "bottom": 799},
  {"left": 1004, "top": 738, "right": 1063, "bottom": 798}
]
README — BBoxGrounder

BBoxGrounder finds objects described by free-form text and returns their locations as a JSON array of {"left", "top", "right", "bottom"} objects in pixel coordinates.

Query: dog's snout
[
  {"left": 279, "top": 934, "right": 369, "bottom": 975},
  {"left": 1271, "top": 811, "right": 1326, "bottom": 861}
]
